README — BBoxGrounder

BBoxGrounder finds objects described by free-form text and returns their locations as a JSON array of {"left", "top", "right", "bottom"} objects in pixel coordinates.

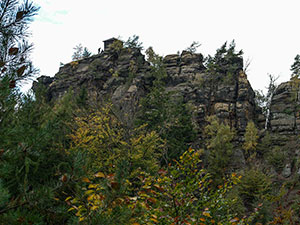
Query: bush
[
  {"left": 204, "top": 116, "right": 235, "bottom": 184},
  {"left": 238, "top": 168, "right": 271, "bottom": 211},
  {"left": 69, "top": 104, "right": 163, "bottom": 175},
  {"left": 67, "top": 148, "right": 246, "bottom": 224},
  {"left": 267, "top": 146, "right": 286, "bottom": 173}
]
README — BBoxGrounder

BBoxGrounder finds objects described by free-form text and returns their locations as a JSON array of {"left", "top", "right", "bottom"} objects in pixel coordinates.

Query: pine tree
[
  {"left": 82, "top": 47, "right": 91, "bottom": 58},
  {"left": 204, "top": 116, "right": 235, "bottom": 184},
  {"left": 72, "top": 43, "right": 83, "bottom": 60},
  {"left": 291, "top": 54, "right": 300, "bottom": 78},
  {"left": 0, "top": 89, "right": 88, "bottom": 223},
  {"left": 290, "top": 55, "right": 300, "bottom": 103},
  {"left": 205, "top": 40, "right": 243, "bottom": 84},
  {"left": 72, "top": 44, "right": 91, "bottom": 60},
  {"left": 124, "top": 35, "right": 143, "bottom": 50},
  {"left": 0, "top": 0, "right": 39, "bottom": 135},
  {"left": 243, "top": 121, "right": 259, "bottom": 161},
  {"left": 0, "top": 2, "right": 88, "bottom": 223},
  {"left": 0, "top": 0, "right": 39, "bottom": 83},
  {"left": 185, "top": 41, "right": 201, "bottom": 53}
]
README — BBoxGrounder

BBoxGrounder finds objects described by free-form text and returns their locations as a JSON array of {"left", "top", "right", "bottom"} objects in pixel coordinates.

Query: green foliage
[
  {"left": 243, "top": 121, "right": 259, "bottom": 160},
  {"left": 288, "top": 55, "right": 300, "bottom": 103},
  {"left": 256, "top": 132, "right": 272, "bottom": 156},
  {"left": 267, "top": 182, "right": 300, "bottom": 225},
  {"left": 204, "top": 116, "right": 235, "bottom": 184},
  {"left": 110, "top": 39, "right": 124, "bottom": 55},
  {"left": 0, "top": 0, "right": 39, "bottom": 83},
  {"left": 69, "top": 104, "right": 163, "bottom": 175},
  {"left": 0, "top": 208, "right": 45, "bottom": 225},
  {"left": 135, "top": 148, "right": 245, "bottom": 224},
  {"left": 290, "top": 75, "right": 300, "bottom": 102},
  {"left": 137, "top": 91, "right": 196, "bottom": 163},
  {"left": 1, "top": 10, "right": 299, "bottom": 222},
  {"left": 66, "top": 170, "right": 136, "bottom": 224},
  {"left": 137, "top": 47, "right": 196, "bottom": 163},
  {"left": 238, "top": 168, "right": 271, "bottom": 210},
  {"left": 0, "top": 0, "right": 39, "bottom": 157},
  {"left": 76, "top": 86, "right": 88, "bottom": 107},
  {"left": 65, "top": 104, "right": 164, "bottom": 224},
  {"left": 67, "top": 148, "right": 247, "bottom": 224},
  {"left": 205, "top": 40, "right": 243, "bottom": 84},
  {"left": 267, "top": 146, "right": 286, "bottom": 173},
  {"left": 0, "top": 3, "right": 66, "bottom": 222},
  {"left": 0, "top": 90, "right": 88, "bottom": 224},
  {"left": 0, "top": 180, "right": 10, "bottom": 208},
  {"left": 145, "top": 46, "right": 166, "bottom": 80},
  {"left": 82, "top": 47, "right": 92, "bottom": 58},
  {"left": 185, "top": 41, "right": 201, "bottom": 53},
  {"left": 72, "top": 44, "right": 91, "bottom": 60},
  {"left": 290, "top": 54, "right": 300, "bottom": 78},
  {"left": 124, "top": 35, "right": 143, "bottom": 50}
]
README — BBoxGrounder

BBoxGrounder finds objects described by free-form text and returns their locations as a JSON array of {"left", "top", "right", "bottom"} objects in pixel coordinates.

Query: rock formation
[
  {"left": 269, "top": 81, "right": 300, "bottom": 134},
  {"left": 33, "top": 43, "right": 300, "bottom": 177},
  {"left": 33, "top": 47, "right": 257, "bottom": 137}
]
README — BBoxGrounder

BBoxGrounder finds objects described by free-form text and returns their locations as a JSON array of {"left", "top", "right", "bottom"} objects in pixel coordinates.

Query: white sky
[{"left": 27, "top": 0, "right": 300, "bottom": 93}]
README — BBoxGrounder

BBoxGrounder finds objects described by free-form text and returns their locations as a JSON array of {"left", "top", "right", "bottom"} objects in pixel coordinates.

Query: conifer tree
[
  {"left": 290, "top": 55, "right": 300, "bottom": 103},
  {"left": 0, "top": 0, "right": 39, "bottom": 83},
  {"left": 124, "top": 35, "right": 143, "bottom": 50},
  {"left": 205, "top": 41, "right": 243, "bottom": 84},
  {"left": 204, "top": 116, "right": 235, "bottom": 184},
  {"left": 0, "top": 0, "right": 39, "bottom": 131},
  {"left": 243, "top": 121, "right": 258, "bottom": 160},
  {"left": 0, "top": 2, "right": 87, "bottom": 223},
  {"left": 72, "top": 44, "right": 91, "bottom": 61},
  {"left": 291, "top": 54, "right": 300, "bottom": 78}
]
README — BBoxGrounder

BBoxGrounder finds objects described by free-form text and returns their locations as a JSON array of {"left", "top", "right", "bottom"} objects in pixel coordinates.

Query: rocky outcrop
[
  {"left": 33, "top": 48, "right": 150, "bottom": 125},
  {"left": 33, "top": 48, "right": 257, "bottom": 138},
  {"left": 33, "top": 44, "right": 300, "bottom": 177},
  {"left": 261, "top": 80, "right": 300, "bottom": 179},
  {"left": 162, "top": 51, "right": 256, "bottom": 136},
  {"left": 269, "top": 81, "right": 300, "bottom": 134}
]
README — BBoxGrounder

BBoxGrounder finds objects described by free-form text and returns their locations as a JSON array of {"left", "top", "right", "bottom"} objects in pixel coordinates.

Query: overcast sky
[{"left": 27, "top": 0, "right": 300, "bottom": 93}]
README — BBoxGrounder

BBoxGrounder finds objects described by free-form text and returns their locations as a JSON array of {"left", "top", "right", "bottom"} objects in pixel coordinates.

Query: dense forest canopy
[{"left": 1, "top": 1, "right": 300, "bottom": 224}]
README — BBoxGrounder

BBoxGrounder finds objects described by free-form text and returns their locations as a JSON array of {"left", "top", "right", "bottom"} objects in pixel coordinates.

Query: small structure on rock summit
[{"left": 103, "top": 37, "right": 123, "bottom": 51}]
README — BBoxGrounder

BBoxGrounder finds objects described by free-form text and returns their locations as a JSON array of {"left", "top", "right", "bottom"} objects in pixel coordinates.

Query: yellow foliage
[
  {"left": 82, "top": 177, "right": 90, "bottom": 183},
  {"left": 203, "top": 211, "right": 212, "bottom": 218},
  {"left": 94, "top": 172, "right": 105, "bottom": 178},
  {"left": 68, "top": 104, "right": 163, "bottom": 175},
  {"left": 66, "top": 103, "right": 163, "bottom": 223},
  {"left": 243, "top": 121, "right": 258, "bottom": 151},
  {"left": 70, "top": 60, "right": 79, "bottom": 68}
]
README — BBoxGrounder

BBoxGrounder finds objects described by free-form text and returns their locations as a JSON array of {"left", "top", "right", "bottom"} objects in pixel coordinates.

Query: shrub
[
  {"left": 205, "top": 116, "right": 235, "bottom": 184},
  {"left": 238, "top": 168, "right": 271, "bottom": 211}
]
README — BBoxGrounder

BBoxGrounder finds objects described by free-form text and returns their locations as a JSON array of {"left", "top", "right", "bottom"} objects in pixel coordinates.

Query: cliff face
[
  {"left": 270, "top": 81, "right": 300, "bottom": 134},
  {"left": 162, "top": 51, "right": 256, "bottom": 136},
  {"left": 33, "top": 48, "right": 257, "bottom": 137},
  {"left": 33, "top": 46, "right": 300, "bottom": 177}
]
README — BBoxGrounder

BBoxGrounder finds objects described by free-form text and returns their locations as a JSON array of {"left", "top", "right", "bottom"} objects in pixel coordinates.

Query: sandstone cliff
[
  {"left": 33, "top": 47, "right": 257, "bottom": 135},
  {"left": 33, "top": 45, "right": 300, "bottom": 177}
]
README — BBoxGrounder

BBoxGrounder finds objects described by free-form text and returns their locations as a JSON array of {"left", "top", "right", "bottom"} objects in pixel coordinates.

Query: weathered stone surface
[
  {"left": 269, "top": 81, "right": 300, "bottom": 134},
  {"left": 33, "top": 44, "right": 300, "bottom": 178},
  {"left": 163, "top": 54, "right": 179, "bottom": 67},
  {"left": 281, "top": 163, "right": 292, "bottom": 178},
  {"left": 33, "top": 47, "right": 259, "bottom": 138},
  {"left": 214, "top": 102, "right": 230, "bottom": 112},
  {"left": 161, "top": 52, "right": 257, "bottom": 136}
]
